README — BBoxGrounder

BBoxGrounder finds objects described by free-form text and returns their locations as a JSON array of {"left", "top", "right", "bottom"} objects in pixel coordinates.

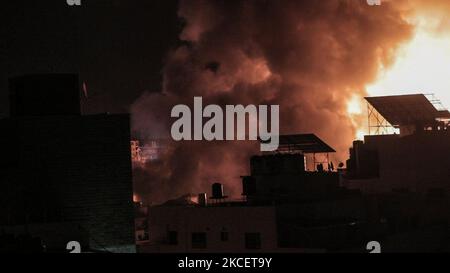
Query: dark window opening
[
  {"left": 245, "top": 232, "right": 261, "bottom": 250},
  {"left": 168, "top": 231, "right": 178, "bottom": 245},
  {"left": 191, "top": 232, "right": 207, "bottom": 249},
  {"left": 220, "top": 231, "right": 229, "bottom": 242}
]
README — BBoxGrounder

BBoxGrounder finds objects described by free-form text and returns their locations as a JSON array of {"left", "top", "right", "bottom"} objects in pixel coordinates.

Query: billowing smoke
[
  {"left": 131, "top": 0, "right": 413, "bottom": 204},
  {"left": 407, "top": 0, "right": 450, "bottom": 34}
]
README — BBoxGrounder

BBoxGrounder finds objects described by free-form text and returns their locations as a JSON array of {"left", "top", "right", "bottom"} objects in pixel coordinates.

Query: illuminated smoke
[
  {"left": 364, "top": 0, "right": 450, "bottom": 111},
  {"left": 131, "top": 0, "right": 413, "bottom": 204}
]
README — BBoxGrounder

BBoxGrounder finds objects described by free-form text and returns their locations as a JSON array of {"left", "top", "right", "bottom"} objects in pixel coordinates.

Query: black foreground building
[{"left": 0, "top": 74, "right": 135, "bottom": 252}]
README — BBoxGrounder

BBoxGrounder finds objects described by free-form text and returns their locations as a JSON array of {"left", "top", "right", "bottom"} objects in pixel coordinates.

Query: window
[
  {"left": 220, "top": 231, "right": 229, "bottom": 242},
  {"left": 245, "top": 233, "right": 261, "bottom": 250},
  {"left": 191, "top": 232, "right": 207, "bottom": 249},
  {"left": 168, "top": 231, "right": 178, "bottom": 245}
]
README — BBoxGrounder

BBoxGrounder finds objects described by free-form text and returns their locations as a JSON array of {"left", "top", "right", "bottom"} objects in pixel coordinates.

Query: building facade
[
  {"left": 142, "top": 204, "right": 278, "bottom": 253},
  {"left": 0, "top": 74, "right": 136, "bottom": 252}
]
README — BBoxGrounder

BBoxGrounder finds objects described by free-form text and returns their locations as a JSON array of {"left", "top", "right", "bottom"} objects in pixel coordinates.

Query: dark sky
[{"left": 0, "top": 0, "right": 180, "bottom": 116}]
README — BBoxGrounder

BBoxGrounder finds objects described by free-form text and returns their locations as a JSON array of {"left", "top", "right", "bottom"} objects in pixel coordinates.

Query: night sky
[{"left": 0, "top": 0, "right": 180, "bottom": 116}]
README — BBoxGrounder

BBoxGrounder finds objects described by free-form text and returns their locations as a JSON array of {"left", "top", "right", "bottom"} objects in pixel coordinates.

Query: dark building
[
  {"left": 143, "top": 134, "right": 367, "bottom": 253},
  {"left": 0, "top": 74, "right": 135, "bottom": 252},
  {"left": 246, "top": 135, "right": 366, "bottom": 250},
  {"left": 343, "top": 94, "right": 450, "bottom": 252},
  {"left": 344, "top": 94, "right": 450, "bottom": 193}
]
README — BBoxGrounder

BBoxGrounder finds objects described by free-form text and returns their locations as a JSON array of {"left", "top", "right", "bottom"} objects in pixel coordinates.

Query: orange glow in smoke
[
  {"left": 367, "top": 24, "right": 450, "bottom": 108},
  {"left": 347, "top": 95, "right": 366, "bottom": 140},
  {"left": 133, "top": 194, "right": 140, "bottom": 202},
  {"left": 349, "top": 15, "right": 450, "bottom": 140},
  {"left": 347, "top": 95, "right": 363, "bottom": 115}
]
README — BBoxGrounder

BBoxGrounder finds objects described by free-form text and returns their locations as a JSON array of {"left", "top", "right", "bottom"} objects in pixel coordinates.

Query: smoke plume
[{"left": 131, "top": 0, "right": 414, "bottom": 204}]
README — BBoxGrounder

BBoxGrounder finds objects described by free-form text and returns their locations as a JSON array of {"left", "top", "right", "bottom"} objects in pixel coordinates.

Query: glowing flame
[
  {"left": 347, "top": 95, "right": 367, "bottom": 139},
  {"left": 133, "top": 194, "right": 140, "bottom": 202},
  {"left": 356, "top": 130, "right": 366, "bottom": 141},
  {"left": 367, "top": 17, "right": 450, "bottom": 109},
  {"left": 347, "top": 95, "right": 363, "bottom": 115},
  {"left": 349, "top": 14, "right": 450, "bottom": 141}
]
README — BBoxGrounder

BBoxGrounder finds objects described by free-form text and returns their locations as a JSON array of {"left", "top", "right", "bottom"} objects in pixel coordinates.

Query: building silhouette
[
  {"left": 343, "top": 94, "right": 450, "bottom": 251},
  {"left": 0, "top": 74, "right": 135, "bottom": 252},
  {"left": 345, "top": 94, "right": 450, "bottom": 193},
  {"left": 141, "top": 134, "right": 366, "bottom": 253}
]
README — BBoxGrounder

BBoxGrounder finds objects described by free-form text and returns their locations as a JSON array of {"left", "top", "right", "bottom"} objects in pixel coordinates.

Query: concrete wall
[
  {"left": 143, "top": 206, "right": 277, "bottom": 253},
  {"left": 344, "top": 131, "right": 450, "bottom": 193}
]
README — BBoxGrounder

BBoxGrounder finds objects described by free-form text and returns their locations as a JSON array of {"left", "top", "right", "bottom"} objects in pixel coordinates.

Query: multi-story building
[
  {"left": 0, "top": 74, "right": 136, "bottom": 252},
  {"left": 342, "top": 94, "right": 450, "bottom": 251},
  {"left": 141, "top": 134, "right": 366, "bottom": 252},
  {"left": 130, "top": 139, "right": 168, "bottom": 164},
  {"left": 141, "top": 202, "right": 279, "bottom": 253},
  {"left": 344, "top": 94, "right": 450, "bottom": 194}
]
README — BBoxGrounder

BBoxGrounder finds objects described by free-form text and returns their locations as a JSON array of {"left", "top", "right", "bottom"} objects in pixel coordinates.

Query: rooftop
[
  {"left": 365, "top": 94, "right": 450, "bottom": 127},
  {"left": 267, "top": 134, "right": 336, "bottom": 154}
]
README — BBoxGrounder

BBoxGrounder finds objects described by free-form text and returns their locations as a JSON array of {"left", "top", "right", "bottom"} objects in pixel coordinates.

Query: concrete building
[
  {"left": 141, "top": 202, "right": 278, "bottom": 253},
  {"left": 131, "top": 140, "right": 143, "bottom": 163},
  {"left": 341, "top": 94, "right": 450, "bottom": 250},
  {"left": 130, "top": 139, "right": 168, "bottom": 164},
  {"left": 142, "top": 134, "right": 367, "bottom": 252},
  {"left": 344, "top": 94, "right": 450, "bottom": 194},
  {"left": 0, "top": 74, "right": 136, "bottom": 252}
]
